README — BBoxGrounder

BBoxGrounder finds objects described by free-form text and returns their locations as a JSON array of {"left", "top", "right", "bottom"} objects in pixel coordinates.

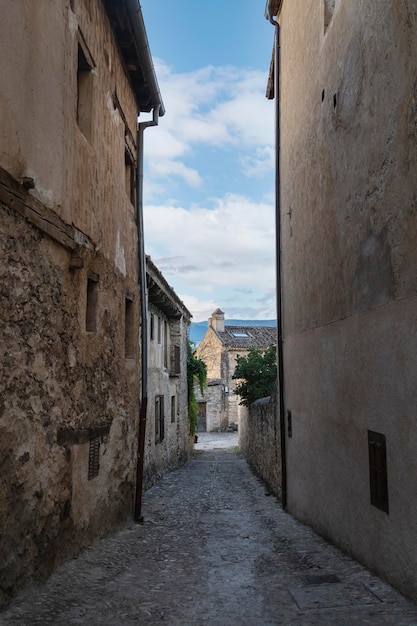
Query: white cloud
[
  {"left": 151, "top": 160, "right": 203, "bottom": 188},
  {"left": 142, "top": 59, "right": 276, "bottom": 321},
  {"left": 177, "top": 294, "right": 220, "bottom": 322},
  {"left": 240, "top": 146, "right": 275, "bottom": 178},
  {"left": 144, "top": 60, "right": 274, "bottom": 191},
  {"left": 144, "top": 192, "right": 276, "bottom": 319}
]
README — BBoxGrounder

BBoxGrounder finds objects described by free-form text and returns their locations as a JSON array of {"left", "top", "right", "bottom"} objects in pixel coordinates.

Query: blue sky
[{"left": 140, "top": 1, "right": 276, "bottom": 322}]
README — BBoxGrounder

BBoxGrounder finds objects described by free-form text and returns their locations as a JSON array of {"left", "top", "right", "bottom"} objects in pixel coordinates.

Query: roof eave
[
  {"left": 264, "top": 0, "right": 284, "bottom": 21},
  {"left": 146, "top": 256, "right": 192, "bottom": 321},
  {"left": 103, "top": 0, "right": 165, "bottom": 116}
]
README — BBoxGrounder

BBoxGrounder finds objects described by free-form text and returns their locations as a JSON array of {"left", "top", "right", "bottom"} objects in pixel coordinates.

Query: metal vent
[
  {"left": 304, "top": 574, "right": 340, "bottom": 585},
  {"left": 88, "top": 436, "right": 100, "bottom": 480}
]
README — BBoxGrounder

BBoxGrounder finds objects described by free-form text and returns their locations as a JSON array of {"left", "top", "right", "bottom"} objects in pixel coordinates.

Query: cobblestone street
[{"left": 2, "top": 433, "right": 417, "bottom": 626}]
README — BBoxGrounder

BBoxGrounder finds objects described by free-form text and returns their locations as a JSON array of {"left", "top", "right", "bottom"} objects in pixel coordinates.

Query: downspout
[
  {"left": 134, "top": 105, "right": 161, "bottom": 522},
  {"left": 268, "top": 9, "right": 287, "bottom": 510}
]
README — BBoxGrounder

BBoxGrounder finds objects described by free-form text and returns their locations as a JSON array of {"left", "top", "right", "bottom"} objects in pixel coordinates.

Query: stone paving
[{"left": 2, "top": 433, "right": 417, "bottom": 625}]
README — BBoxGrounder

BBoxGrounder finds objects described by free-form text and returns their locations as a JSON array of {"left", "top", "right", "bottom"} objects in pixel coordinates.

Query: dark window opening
[
  {"left": 125, "top": 147, "right": 136, "bottom": 204},
  {"left": 77, "top": 42, "right": 93, "bottom": 140},
  {"left": 125, "top": 296, "right": 135, "bottom": 359},
  {"left": 368, "top": 430, "right": 389, "bottom": 514},
  {"left": 333, "top": 93, "right": 337, "bottom": 108},
  {"left": 157, "top": 317, "right": 162, "bottom": 344},
  {"left": 150, "top": 314, "right": 155, "bottom": 340},
  {"left": 287, "top": 410, "right": 292, "bottom": 438},
  {"left": 88, "top": 436, "right": 100, "bottom": 480},
  {"left": 86, "top": 274, "right": 98, "bottom": 332},
  {"left": 155, "top": 395, "right": 165, "bottom": 444},
  {"left": 171, "top": 395, "right": 176, "bottom": 423},
  {"left": 164, "top": 321, "right": 168, "bottom": 368}
]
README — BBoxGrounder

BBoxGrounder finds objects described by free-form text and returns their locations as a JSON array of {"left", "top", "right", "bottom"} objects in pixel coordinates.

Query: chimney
[{"left": 210, "top": 308, "right": 225, "bottom": 333}]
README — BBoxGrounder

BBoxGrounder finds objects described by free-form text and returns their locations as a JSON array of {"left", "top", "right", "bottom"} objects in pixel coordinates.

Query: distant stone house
[
  {"left": 195, "top": 309, "right": 276, "bottom": 432},
  {"left": 144, "top": 257, "right": 192, "bottom": 486},
  {"left": 0, "top": 0, "right": 163, "bottom": 606}
]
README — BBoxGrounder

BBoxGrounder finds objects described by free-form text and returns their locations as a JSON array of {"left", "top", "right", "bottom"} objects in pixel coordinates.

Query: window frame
[{"left": 76, "top": 34, "right": 95, "bottom": 140}]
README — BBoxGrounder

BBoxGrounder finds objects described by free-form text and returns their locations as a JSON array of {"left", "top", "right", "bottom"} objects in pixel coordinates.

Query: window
[
  {"left": 164, "top": 321, "right": 168, "bottom": 368},
  {"left": 157, "top": 317, "right": 162, "bottom": 344},
  {"left": 77, "top": 39, "right": 94, "bottom": 140},
  {"left": 155, "top": 395, "right": 165, "bottom": 443},
  {"left": 125, "top": 146, "right": 135, "bottom": 204},
  {"left": 368, "top": 430, "right": 389, "bottom": 514},
  {"left": 150, "top": 314, "right": 155, "bottom": 340},
  {"left": 171, "top": 395, "right": 176, "bottom": 423},
  {"left": 232, "top": 331, "right": 249, "bottom": 338},
  {"left": 287, "top": 410, "right": 292, "bottom": 438},
  {"left": 88, "top": 436, "right": 100, "bottom": 480},
  {"left": 86, "top": 272, "right": 99, "bottom": 332},
  {"left": 171, "top": 345, "right": 181, "bottom": 375},
  {"left": 125, "top": 296, "right": 135, "bottom": 359}
]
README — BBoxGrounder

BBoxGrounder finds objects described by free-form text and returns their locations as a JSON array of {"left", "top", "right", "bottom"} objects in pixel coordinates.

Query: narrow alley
[{"left": 2, "top": 434, "right": 417, "bottom": 626}]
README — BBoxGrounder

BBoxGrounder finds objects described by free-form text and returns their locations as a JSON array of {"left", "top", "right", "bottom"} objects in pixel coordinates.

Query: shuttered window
[
  {"left": 88, "top": 436, "right": 100, "bottom": 480},
  {"left": 368, "top": 430, "right": 389, "bottom": 514},
  {"left": 155, "top": 395, "right": 165, "bottom": 444}
]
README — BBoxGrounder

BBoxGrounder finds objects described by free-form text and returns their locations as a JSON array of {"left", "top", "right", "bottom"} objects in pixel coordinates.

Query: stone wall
[
  {"left": 239, "top": 391, "right": 281, "bottom": 499},
  {"left": 0, "top": 203, "right": 140, "bottom": 606}
]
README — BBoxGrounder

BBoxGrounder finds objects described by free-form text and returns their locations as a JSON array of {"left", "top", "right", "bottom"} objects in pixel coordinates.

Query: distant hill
[{"left": 189, "top": 319, "right": 277, "bottom": 346}]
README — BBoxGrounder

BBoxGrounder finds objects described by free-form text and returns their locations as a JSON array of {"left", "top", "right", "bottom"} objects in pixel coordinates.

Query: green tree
[
  {"left": 232, "top": 345, "right": 277, "bottom": 407},
  {"left": 187, "top": 338, "right": 207, "bottom": 436}
]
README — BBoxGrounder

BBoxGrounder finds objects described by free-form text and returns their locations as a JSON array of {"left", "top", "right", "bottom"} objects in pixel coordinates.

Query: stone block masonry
[
  {"left": 0, "top": 198, "right": 140, "bottom": 607},
  {"left": 239, "top": 387, "right": 282, "bottom": 499}
]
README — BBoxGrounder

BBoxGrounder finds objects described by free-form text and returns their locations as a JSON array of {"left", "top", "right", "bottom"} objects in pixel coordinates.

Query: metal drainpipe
[
  {"left": 134, "top": 105, "right": 161, "bottom": 523},
  {"left": 268, "top": 14, "right": 287, "bottom": 510}
]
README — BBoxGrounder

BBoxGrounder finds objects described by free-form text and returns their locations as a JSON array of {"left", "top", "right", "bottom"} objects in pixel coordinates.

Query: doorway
[{"left": 197, "top": 402, "right": 207, "bottom": 432}]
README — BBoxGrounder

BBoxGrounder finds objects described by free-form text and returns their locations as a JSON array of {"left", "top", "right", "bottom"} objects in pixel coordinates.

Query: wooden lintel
[{"left": 0, "top": 166, "right": 76, "bottom": 250}]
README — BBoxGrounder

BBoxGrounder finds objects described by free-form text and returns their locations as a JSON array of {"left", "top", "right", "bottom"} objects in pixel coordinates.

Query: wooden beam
[{"left": 0, "top": 166, "right": 80, "bottom": 251}]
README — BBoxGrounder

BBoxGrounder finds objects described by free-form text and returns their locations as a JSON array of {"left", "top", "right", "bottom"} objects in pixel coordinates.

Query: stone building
[
  {"left": 144, "top": 257, "right": 192, "bottom": 487},
  {"left": 0, "top": 0, "right": 163, "bottom": 606},
  {"left": 266, "top": 0, "right": 417, "bottom": 601},
  {"left": 195, "top": 309, "right": 276, "bottom": 431}
]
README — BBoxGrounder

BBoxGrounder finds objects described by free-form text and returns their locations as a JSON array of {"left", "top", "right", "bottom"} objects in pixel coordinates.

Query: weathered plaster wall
[
  {"left": 239, "top": 393, "right": 281, "bottom": 499},
  {"left": 0, "top": 0, "right": 143, "bottom": 606},
  {"left": 278, "top": 0, "right": 417, "bottom": 600},
  {"left": 0, "top": 0, "right": 139, "bottom": 276}
]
